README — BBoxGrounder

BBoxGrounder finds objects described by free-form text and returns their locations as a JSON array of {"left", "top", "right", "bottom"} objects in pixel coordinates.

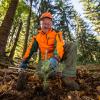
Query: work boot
[
  {"left": 16, "top": 70, "right": 28, "bottom": 91},
  {"left": 48, "top": 71, "right": 57, "bottom": 80},
  {"left": 62, "top": 77, "right": 80, "bottom": 91}
]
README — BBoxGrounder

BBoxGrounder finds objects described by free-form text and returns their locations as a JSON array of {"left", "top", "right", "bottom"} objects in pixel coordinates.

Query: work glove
[
  {"left": 19, "top": 60, "right": 28, "bottom": 69},
  {"left": 49, "top": 57, "right": 59, "bottom": 70}
]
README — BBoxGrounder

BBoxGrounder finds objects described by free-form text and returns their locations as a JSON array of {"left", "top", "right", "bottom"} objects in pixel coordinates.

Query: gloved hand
[
  {"left": 49, "top": 57, "right": 59, "bottom": 69},
  {"left": 19, "top": 60, "right": 28, "bottom": 69}
]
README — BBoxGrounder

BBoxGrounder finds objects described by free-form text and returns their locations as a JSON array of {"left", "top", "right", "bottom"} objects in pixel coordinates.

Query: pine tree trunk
[
  {"left": 9, "top": 21, "right": 23, "bottom": 60},
  {"left": 0, "top": 0, "right": 19, "bottom": 56},
  {"left": 22, "top": 0, "right": 32, "bottom": 56},
  {"left": 8, "top": 24, "right": 17, "bottom": 48}
]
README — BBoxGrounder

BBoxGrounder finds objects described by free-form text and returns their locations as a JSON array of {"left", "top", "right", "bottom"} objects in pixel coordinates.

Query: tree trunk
[
  {"left": 8, "top": 24, "right": 17, "bottom": 48},
  {"left": 22, "top": 0, "right": 32, "bottom": 56},
  {"left": 0, "top": 0, "right": 19, "bottom": 56},
  {"left": 9, "top": 20, "right": 23, "bottom": 60}
]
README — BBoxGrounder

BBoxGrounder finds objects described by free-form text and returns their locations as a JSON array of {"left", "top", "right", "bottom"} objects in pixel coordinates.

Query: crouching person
[{"left": 18, "top": 11, "right": 79, "bottom": 91}]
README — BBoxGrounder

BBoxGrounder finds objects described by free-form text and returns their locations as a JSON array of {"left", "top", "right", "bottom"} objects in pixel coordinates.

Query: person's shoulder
[
  {"left": 52, "top": 29, "right": 63, "bottom": 34},
  {"left": 52, "top": 29, "right": 59, "bottom": 33},
  {"left": 31, "top": 31, "right": 39, "bottom": 39}
]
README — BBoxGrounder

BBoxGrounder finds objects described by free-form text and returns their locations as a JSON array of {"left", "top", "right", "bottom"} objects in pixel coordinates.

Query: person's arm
[{"left": 20, "top": 36, "right": 38, "bottom": 69}]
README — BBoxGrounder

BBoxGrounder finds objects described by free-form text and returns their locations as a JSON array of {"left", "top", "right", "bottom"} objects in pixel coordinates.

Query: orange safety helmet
[{"left": 40, "top": 12, "right": 52, "bottom": 20}]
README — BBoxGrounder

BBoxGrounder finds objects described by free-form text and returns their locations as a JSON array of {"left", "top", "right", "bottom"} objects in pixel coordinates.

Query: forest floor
[{"left": 0, "top": 64, "right": 100, "bottom": 100}]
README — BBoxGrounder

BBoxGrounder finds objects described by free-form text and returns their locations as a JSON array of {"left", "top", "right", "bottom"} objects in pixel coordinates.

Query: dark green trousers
[{"left": 61, "top": 42, "right": 77, "bottom": 77}]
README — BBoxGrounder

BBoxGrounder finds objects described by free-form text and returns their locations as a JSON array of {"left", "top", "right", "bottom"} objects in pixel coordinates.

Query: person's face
[{"left": 40, "top": 18, "right": 52, "bottom": 33}]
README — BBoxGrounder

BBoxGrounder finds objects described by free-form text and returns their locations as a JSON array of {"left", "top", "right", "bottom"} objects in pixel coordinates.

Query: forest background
[{"left": 0, "top": 0, "right": 99, "bottom": 66}]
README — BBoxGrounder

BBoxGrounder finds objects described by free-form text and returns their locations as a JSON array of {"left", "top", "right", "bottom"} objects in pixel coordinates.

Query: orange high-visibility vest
[{"left": 23, "top": 29, "right": 64, "bottom": 60}]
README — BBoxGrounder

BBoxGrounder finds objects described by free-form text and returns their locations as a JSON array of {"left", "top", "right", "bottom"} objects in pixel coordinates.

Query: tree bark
[
  {"left": 22, "top": 0, "right": 33, "bottom": 56},
  {"left": 8, "top": 24, "right": 17, "bottom": 48},
  {"left": 9, "top": 20, "right": 23, "bottom": 60},
  {"left": 0, "top": 0, "right": 19, "bottom": 56}
]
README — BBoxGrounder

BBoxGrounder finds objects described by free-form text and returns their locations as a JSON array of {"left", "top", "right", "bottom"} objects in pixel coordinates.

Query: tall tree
[
  {"left": 0, "top": 0, "right": 19, "bottom": 56},
  {"left": 9, "top": 20, "right": 23, "bottom": 60},
  {"left": 80, "top": 0, "right": 100, "bottom": 33},
  {"left": 75, "top": 15, "right": 99, "bottom": 64},
  {"left": 7, "top": 0, "right": 36, "bottom": 60},
  {"left": 6, "top": 0, "right": 30, "bottom": 55},
  {"left": 53, "top": 0, "right": 76, "bottom": 41},
  {"left": 22, "top": 0, "right": 33, "bottom": 56}
]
